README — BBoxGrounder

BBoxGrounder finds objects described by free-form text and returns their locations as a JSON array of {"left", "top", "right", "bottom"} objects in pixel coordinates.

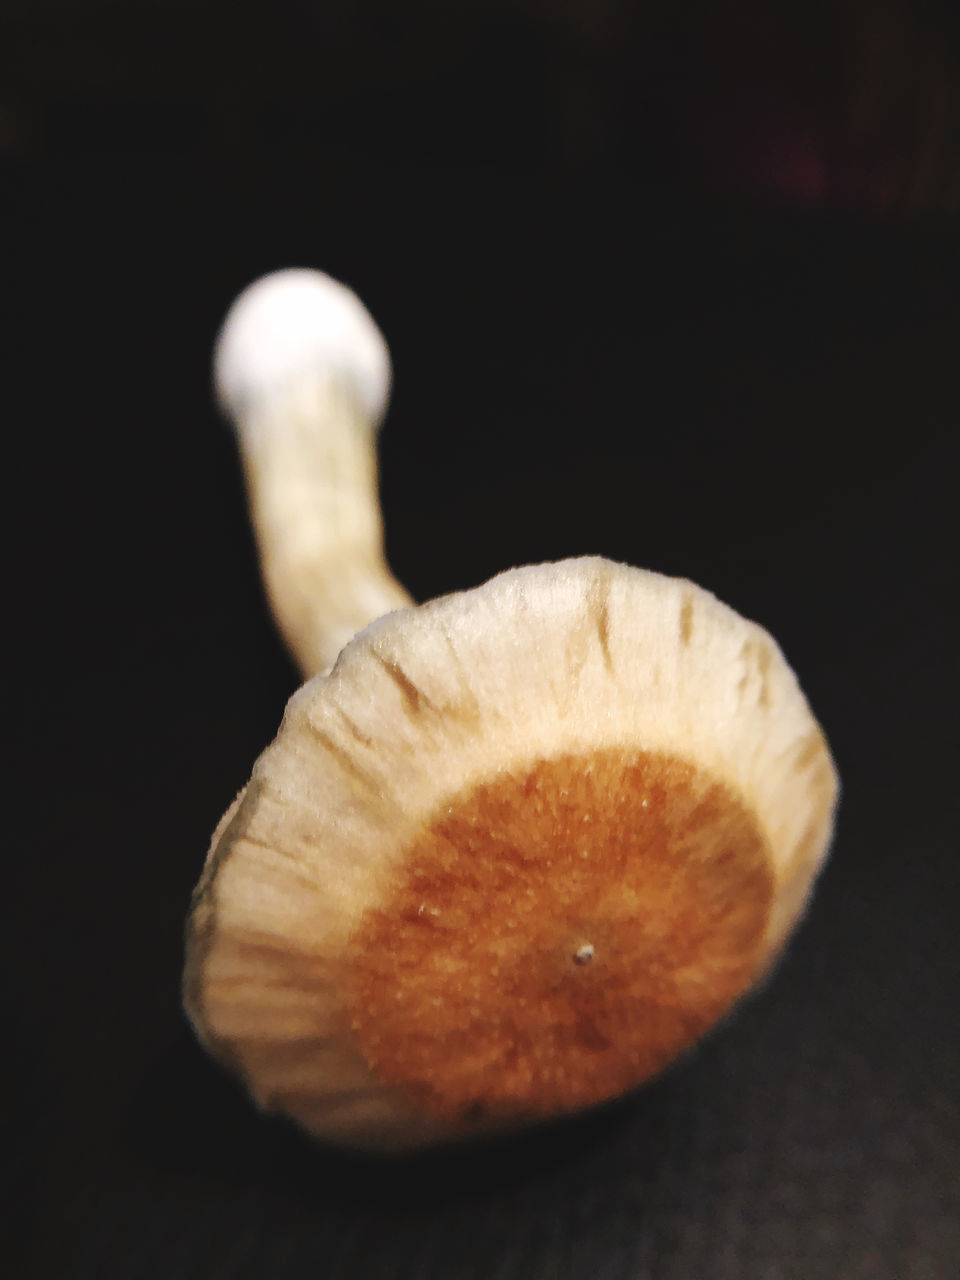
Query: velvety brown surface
[{"left": 343, "top": 750, "right": 773, "bottom": 1121}]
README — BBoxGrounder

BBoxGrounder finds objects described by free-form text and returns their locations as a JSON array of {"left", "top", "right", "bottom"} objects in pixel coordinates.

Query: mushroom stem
[
  {"left": 232, "top": 376, "right": 411, "bottom": 676},
  {"left": 214, "top": 270, "right": 413, "bottom": 677}
]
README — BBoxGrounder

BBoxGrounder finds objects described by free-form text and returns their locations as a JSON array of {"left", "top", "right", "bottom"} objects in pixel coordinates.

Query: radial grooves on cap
[
  {"left": 738, "top": 636, "right": 775, "bottom": 709},
  {"left": 371, "top": 652, "right": 436, "bottom": 716},
  {"left": 334, "top": 707, "right": 377, "bottom": 750},
  {"left": 679, "top": 593, "right": 695, "bottom": 646},
  {"left": 184, "top": 781, "right": 262, "bottom": 1039},
  {"left": 586, "top": 570, "right": 615, "bottom": 673},
  {"left": 303, "top": 721, "right": 385, "bottom": 795},
  {"left": 793, "top": 729, "right": 827, "bottom": 773},
  {"left": 338, "top": 746, "right": 774, "bottom": 1124}
]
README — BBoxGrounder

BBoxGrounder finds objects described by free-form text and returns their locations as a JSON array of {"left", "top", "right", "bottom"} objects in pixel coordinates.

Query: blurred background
[
  {"left": 2, "top": 0, "right": 958, "bottom": 208},
  {"left": 6, "top": 3, "right": 959, "bottom": 1279}
]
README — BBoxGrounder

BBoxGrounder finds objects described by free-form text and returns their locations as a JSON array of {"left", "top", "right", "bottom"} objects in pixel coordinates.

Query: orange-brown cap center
[{"left": 341, "top": 748, "right": 773, "bottom": 1124}]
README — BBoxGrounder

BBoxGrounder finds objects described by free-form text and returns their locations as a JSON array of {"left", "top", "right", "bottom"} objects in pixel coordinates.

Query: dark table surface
[{"left": 7, "top": 149, "right": 959, "bottom": 1278}]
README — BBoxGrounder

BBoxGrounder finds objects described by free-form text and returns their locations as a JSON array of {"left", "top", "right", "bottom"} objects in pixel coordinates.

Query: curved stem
[{"left": 235, "top": 374, "right": 412, "bottom": 677}]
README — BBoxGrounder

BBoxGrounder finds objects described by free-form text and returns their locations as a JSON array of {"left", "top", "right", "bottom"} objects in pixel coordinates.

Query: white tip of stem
[{"left": 214, "top": 268, "right": 392, "bottom": 426}]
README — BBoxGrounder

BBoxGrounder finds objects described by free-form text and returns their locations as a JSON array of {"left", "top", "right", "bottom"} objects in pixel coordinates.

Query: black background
[{"left": 6, "top": 4, "right": 959, "bottom": 1277}]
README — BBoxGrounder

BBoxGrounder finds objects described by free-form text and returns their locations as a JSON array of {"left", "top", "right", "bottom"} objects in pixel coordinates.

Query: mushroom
[{"left": 184, "top": 269, "right": 838, "bottom": 1153}]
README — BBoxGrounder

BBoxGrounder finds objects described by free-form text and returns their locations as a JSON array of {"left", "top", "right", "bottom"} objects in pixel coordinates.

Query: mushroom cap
[
  {"left": 184, "top": 557, "right": 837, "bottom": 1152},
  {"left": 213, "top": 268, "right": 392, "bottom": 426}
]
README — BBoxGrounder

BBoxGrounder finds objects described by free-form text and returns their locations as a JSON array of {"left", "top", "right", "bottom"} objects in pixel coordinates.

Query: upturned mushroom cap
[{"left": 184, "top": 557, "right": 837, "bottom": 1152}]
